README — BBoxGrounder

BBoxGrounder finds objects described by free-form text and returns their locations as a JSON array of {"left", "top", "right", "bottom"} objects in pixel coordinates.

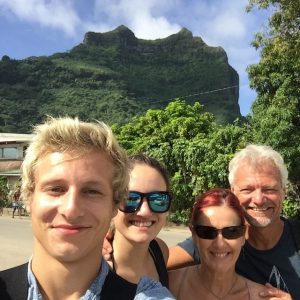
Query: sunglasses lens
[
  {"left": 194, "top": 226, "right": 217, "bottom": 239},
  {"left": 148, "top": 193, "right": 171, "bottom": 213},
  {"left": 194, "top": 225, "right": 245, "bottom": 240},
  {"left": 222, "top": 226, "right": 245, "bottom": 239},
  {"left": 120, "top": 192, "right": 141, "bottom": 212}
]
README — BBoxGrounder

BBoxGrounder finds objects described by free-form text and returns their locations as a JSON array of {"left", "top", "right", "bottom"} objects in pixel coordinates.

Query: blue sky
[{"left": 0, "top": 0, "right": 270, "bottom": 116}]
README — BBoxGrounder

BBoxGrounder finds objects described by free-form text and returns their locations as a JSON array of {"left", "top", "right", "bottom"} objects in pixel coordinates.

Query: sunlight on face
[{"left": 30, "top": 150, "right": 116, "bottom": 263}]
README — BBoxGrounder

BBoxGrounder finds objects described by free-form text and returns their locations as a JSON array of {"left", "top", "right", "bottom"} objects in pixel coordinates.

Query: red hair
[{"left": 190, "top": 188, "right": 245, "bottom": 225}]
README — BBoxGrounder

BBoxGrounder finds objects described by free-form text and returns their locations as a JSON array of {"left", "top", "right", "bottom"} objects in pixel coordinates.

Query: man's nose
[
  {"left": 58, "top": 189, "right": 84, "bottom": 220},
  {"left": 252, "top": 189, "right": 265, "bottom": 205}
]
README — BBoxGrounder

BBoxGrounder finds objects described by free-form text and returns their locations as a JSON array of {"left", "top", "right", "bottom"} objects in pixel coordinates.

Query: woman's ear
[{"left": 189, "top": 224, "right": 197, "bottom": 245}]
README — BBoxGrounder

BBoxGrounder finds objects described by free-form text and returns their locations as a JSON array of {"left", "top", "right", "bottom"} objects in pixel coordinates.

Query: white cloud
[
  {"left": 0, "top": 0, "right": 269, "bottom": 114},
  {"left": 89, "top": 0, "right": 181, "bottom": 39},
  {"left": 0, "top": 0, "right": 81, "bottom": 36}
]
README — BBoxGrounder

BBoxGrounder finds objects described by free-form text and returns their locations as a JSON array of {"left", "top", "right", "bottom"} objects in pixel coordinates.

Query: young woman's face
[
  {"left": 113, "top": 163, "right": 168, "bottom": 244},
  {"left": 192, "top": 205, "right": 245, "bottom": 274}
]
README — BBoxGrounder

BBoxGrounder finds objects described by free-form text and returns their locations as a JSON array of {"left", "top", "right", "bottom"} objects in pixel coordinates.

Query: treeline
[
  {"left": 114, "top": 0, "right": 300, "bottom": 222},
  {"left": 113, "top": 99, "right": 300, "bottom": 223}
]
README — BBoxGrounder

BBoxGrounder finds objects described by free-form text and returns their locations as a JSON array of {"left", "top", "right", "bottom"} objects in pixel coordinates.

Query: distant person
[
  {"left": 168, "top": 145, "right": 300, "bottom": 299},
  {"left": 0, "top": 117, "right": 174, "bottom": 300},
  {"left": 0, "top": 190, "right": 4, "bottom": 216},
  {"left": 12, "top": 186, "right": 21, "bottom": 218}
]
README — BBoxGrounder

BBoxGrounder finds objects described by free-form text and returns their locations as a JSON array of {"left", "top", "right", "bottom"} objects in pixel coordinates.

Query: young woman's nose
[{"left": 136, "top": 198, "right": 152, "bottom": 215}]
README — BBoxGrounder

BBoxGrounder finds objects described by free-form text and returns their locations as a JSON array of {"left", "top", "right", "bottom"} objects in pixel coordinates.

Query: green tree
[
  {"left": 247, "top": 0, "right": 300, "bottom": 217},
  {"left": 0, "top": 176, "right": 10, "bottom": 207},
  {"left": 113, "top": 100, "right": 248, "bottom": 222}
]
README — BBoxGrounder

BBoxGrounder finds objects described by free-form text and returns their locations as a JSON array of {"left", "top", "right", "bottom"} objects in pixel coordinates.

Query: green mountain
[{"left": 0, "top": 25, "right": 241, "bottom": 133}]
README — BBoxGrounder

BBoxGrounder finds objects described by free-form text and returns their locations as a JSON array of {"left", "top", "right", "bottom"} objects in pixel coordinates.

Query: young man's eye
[
  {"left": 46, "top": 186, "right": 64, "bottom": 194},
  {"left": 84, "top": 189, "right": 101, "bottom": 195}
]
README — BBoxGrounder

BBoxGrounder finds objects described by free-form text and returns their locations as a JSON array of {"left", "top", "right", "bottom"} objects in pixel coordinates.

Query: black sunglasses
[
  {"left": 192, "top": 225, "right": 245, "bottom": 240},
  {"left": 119, "top": 191, "right": 172, "bottom": 213}
]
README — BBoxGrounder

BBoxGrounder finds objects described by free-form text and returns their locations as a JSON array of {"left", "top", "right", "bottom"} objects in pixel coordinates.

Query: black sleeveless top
[
  {"left": 102, "top": 239, "right": 169, "bottom": 299},
  {"left": 148, "top": 239, "right": 169, "bottom": 288}
]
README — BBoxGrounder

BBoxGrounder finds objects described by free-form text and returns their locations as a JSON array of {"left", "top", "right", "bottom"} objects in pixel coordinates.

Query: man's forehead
[{"left": 234, "top": 161, "right": 282, "bottom": 184}]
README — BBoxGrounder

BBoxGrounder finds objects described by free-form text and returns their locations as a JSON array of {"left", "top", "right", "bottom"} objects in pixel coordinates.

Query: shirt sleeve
[
  {"left": 177, "top": 236, "right": 201, "bottom": 263},
  {"left": 134, "top": 276, "right": 175, "bottom": 300}
]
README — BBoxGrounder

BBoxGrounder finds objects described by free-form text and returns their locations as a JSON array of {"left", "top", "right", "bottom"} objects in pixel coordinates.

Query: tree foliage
[
  {"left": 247, "top": 0, "right": 300, "bottom": 216},
  {"left": 113, "top": 100, "right": 248, "bottom": 222}
]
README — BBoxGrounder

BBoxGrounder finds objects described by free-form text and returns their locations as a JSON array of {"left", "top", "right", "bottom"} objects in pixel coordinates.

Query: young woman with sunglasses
[
  {"left": 168, "top": 188, "right": 292, "bottom": 300},
  {"left": 107, "top": 154, "right": 172, "bottom": 292}
]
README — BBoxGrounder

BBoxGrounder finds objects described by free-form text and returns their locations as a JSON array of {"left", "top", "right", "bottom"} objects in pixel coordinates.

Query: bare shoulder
[
  {"left": 245, "top": 278, "right": 267, "bottom": 299},
  {"left": 168, "top": 265, "right": 193, "bottom": 297},
  {"left": 155, "top": 237, "right": 169, "bottom": 264}
]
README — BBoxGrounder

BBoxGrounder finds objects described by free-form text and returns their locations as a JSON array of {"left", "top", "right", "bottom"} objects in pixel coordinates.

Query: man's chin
[{"left": 246, "top": 215, "right": 272, "bottom": 228}]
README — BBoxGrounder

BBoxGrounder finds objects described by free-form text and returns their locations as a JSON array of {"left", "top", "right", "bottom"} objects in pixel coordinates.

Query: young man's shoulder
[{"left": 0, "top": 263, "right": 28, "bottom": 300}]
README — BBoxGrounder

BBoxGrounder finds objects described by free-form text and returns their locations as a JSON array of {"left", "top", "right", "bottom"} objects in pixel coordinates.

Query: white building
[{"left": 0, "top": 133, "right": 34, "bottom": 188}]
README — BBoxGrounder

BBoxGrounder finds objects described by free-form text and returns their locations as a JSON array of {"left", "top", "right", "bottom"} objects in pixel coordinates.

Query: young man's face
[{"left": 29, "top": 150, "right": 117, "bottom": 263}]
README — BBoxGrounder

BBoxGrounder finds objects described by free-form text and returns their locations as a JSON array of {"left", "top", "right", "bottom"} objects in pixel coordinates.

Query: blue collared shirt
[{"left": 27, "top": 259, "right": 174, "bottom": 300}]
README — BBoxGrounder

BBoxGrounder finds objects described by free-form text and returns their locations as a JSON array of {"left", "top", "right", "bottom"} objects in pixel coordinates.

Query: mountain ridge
[{"left": 0, "top": 25, "right": 241, "bottom": 133}]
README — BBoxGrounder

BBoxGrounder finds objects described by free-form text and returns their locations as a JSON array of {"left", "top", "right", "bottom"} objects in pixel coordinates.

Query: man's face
[
  {"left": 29, "top": 150, "right": 117, "bottom": 263},
  {"left": 231, "top": 161, "right": 284, "bottom": 228}
]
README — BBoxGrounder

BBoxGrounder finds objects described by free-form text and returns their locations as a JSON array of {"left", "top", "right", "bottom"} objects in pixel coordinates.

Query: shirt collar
[{"left": 27, "top": 257, "right": 109, "bottom": 300}]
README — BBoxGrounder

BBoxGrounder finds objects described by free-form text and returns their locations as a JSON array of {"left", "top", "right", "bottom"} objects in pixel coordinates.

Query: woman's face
[
  {"left": 192, "top": 205, "right": 245, "bottom": 274},
  {"left": 113, "top": 163, "right": 168, "bottom": 244}
]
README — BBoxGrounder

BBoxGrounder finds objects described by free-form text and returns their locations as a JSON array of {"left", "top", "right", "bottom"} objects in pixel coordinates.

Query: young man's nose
[{"left": 58, "top": 189, "right": 84, "bottom": 219}]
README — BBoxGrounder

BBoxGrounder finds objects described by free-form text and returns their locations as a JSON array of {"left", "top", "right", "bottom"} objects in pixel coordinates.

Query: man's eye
[
  {"left": 47, "top": 186, "right": 64, "bottom": 194},
  {"left": 84, "top": 189, "right": 101, "bottom": 195},
  {"left": 264, "top": 188, "right": 276, "bottom": 193},
  {"left": 240, "top": 189, "right": 251, "bottom": 193}
]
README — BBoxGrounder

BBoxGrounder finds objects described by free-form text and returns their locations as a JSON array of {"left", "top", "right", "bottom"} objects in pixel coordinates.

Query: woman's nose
[{"left": 136, "top": 198, "right": 152, "bottom": 215}]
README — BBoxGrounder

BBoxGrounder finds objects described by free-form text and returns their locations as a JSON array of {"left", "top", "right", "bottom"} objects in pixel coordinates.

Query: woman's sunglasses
[
  {"left": 119, "top": 191, "right": 172, "bottom": 213},
  {"left": 192, "top": 224, "right": 245, "bottom": 240}
]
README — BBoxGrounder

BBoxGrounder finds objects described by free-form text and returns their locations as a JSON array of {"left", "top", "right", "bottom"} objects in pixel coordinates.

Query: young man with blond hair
[{"left": 0, "top": 117, "right": 174, "bottom": 300}]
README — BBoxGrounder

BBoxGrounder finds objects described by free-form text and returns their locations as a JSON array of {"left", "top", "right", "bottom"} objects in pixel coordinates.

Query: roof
[{"left": 0, "top": 133, "right": 34, "bottom": 143}]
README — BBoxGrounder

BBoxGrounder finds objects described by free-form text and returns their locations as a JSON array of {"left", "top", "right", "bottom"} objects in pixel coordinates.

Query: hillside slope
[{"left": 0, "top": 25, "right": 241, "bottom": 133}]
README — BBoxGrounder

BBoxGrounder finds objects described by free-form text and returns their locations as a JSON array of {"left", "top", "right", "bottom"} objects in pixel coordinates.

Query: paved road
[{"left": 0, "top": 216, "right": 190, "bottom": 270}]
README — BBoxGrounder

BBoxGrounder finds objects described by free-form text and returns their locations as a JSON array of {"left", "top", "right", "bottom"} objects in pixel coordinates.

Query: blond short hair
[{"left": 21, "top": 116, "right": 129, "bottom": 205}]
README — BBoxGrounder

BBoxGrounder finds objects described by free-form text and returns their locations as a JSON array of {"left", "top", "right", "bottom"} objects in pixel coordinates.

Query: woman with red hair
[{"left": 169, "top": 188, "right": 291, "bottom": 300}]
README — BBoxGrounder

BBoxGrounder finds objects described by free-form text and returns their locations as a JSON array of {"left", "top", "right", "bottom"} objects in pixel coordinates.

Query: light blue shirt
[{"left": 27, "top": 258, "right": 175, "bottom": 300}]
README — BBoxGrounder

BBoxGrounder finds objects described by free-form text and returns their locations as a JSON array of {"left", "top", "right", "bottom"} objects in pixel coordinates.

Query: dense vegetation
[
  {"left": 0, "top": 26, "right": 240, "bottom": 133},
  {"left": 113, "top": 99, "right": 249, "bottom": 223},
  {"left": 0, "top": 0, "right": 299, "bottom": 221},
  {"left": 113, "top": 0, "right": 300, "bottom": 222}
]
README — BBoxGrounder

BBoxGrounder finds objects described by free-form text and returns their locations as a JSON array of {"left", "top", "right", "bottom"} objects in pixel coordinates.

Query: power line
[{"left": 138, "top": 84, "right": 239, "bottom": 105}]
